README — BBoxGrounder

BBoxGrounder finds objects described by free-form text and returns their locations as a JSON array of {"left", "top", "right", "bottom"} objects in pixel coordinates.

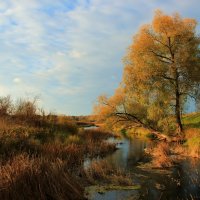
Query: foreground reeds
[
  {"left": 0, "top": 154, "right": 84, "bottom": 200},
  {"left": 0, "top": 98, "right": 118, "bottom": 199}
]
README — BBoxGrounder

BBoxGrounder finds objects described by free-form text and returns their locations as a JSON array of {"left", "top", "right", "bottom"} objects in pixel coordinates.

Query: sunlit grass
[
  {"left": 182, "top": 112, "right": 200, "bottom": 128},
  {"left": 84, "top": 160, "right": 132, "bottom": 186},
  {"left": 185, "top": 137, "right": 200, "bottom": 158},
  {"left": 182, "top": 115, "right": 200, "bottom": 157}
]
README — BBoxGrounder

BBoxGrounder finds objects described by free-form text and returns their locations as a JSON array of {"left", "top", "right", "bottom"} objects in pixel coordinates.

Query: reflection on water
[
  {"left": 86, "top": 138, "right": 200, "bottom": 200},
  {"left": 103, "top": 138, "right": 149, "bottom": 170},
  {"left": 173, "top": 159, "right": 200, "bottom": 199},
  {"left": 83, "top": 126, "right": 99, "bottom": 130},
  {"left": 89, "top": 189, "right": 139, "bottom": 200}
]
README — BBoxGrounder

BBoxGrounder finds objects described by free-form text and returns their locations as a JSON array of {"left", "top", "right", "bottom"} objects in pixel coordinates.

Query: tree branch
[
  {"left": 150, "top": 50, "right": 173, "bottom": 62},
  {"left": 161, "top": 75, "right": 176, "bottom": 81}
]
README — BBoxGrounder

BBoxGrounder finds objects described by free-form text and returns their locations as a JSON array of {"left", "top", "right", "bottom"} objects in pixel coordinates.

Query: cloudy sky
[{"left": 0, "top": 0, "right": 199, "bottom": 115}]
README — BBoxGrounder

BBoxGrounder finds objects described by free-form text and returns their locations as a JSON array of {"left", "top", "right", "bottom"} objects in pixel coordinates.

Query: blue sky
[{"left": 0, "top": 0, "right": 199, "bottom": 115}]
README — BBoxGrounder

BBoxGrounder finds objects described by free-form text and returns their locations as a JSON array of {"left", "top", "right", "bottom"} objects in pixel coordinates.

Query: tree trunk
[
  {"left": 168, "top": 37, "right": 183, "bottom": 133},
  {"left": 175, "top": 69, "right": 183, "bottom": 133},
  {"left": 175, "top": 90, "right": 183, "bottom": 133}
]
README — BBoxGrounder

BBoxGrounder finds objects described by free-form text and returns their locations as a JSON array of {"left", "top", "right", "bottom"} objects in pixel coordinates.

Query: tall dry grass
[
  {"left": 151, "top": 142, "right": 173, "bottom": 168},
  {"left": 186, "top": 137, "right": 200, "bottom": 158},
  {"left": 79, "top": 129, "right": 114, "bottom": 141},
  {"left": 184, "top": 128, "right": 200, "bottom": 139},
  {"left": 84, "top": 160, "right": 132, "bottom": 186},
  {"left": 0, "top": 154, "right": 84, "bottom": 200},
  {"left": 184, "top": 128, "right": 200, "bottom": 158},
  {"left": 79, "top": 129, "right": 117, "bottom": 158},
  {"left": 84, "top": 139, "right": 116, "bottom": 158}
]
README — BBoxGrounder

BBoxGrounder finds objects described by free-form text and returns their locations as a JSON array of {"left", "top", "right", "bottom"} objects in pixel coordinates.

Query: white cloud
[
  {"left": 13, "top": 77, "right": 21, "bottom": 84},
  {"left": 69, "top": 50, "right": 85, "bottom": 58}
]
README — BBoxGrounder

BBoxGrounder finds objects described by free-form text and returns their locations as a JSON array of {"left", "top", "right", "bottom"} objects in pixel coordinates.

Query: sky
[{"left": 0, "top": 0, "right": 199, "bottom": 115}]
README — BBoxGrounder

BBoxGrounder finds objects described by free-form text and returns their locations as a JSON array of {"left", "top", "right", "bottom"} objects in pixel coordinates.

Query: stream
[{"left": 84, "top": 135, "right": 200, "bottom": 200}]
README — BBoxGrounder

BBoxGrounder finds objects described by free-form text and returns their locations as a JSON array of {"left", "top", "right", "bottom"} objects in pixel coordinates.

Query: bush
[
  {"left": 151, "top": 142, "right": 173, "bottom": 168},
  {"left": 0, "top": 96, "right": 13, "bottom": 116},
  {"left": 15, "top": 98, "right": 38, "bottom": 120}
]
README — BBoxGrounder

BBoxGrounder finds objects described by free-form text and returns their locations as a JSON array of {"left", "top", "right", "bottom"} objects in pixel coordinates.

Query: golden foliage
[{"left": 94, "top": 10, "right": 200, "bottom": 132}]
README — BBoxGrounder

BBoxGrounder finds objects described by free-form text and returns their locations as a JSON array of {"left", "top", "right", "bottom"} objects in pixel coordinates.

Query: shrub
[
  {"left": 151, "top": 142, "right": 173, "bottom": 168},
  {"left": 15, "top": 98, "right": 38, "bottom": 120},
  {"left": 0, "top": 96, "right": 13, "bottom": 116}
]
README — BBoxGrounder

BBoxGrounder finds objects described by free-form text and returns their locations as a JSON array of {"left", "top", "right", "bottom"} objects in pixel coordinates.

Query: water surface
[{"left": 86, "top": 137, "right": 200, "bottom": 200}]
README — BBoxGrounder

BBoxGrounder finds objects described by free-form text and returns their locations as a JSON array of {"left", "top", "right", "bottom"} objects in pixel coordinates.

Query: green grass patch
[
  {"left": 185, "top": 136, "right": 200, "bottom": 157},
  {"left": 182, "top": 112, "right": 200, "bottom": 128},
  {"left": 186, "top": 137, "right": 200, "bottom": 146}
]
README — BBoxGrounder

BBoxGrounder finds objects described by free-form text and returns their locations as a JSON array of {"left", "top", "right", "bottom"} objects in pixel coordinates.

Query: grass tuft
[
  {"left": 151, "top": 142, "right": 173, "bottom": 168},
  {"left": 84, "top": 160, "right": 132, "bottom": 186}
]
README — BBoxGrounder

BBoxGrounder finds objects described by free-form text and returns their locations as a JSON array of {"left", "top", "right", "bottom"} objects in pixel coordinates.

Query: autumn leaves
[{"left": 95, "top": 10, "right": 200, "bottom": 134}]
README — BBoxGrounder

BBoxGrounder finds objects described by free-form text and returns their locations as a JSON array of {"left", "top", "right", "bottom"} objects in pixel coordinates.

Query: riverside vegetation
[{"left": 0, "top": 96, "right": 122, "bottom": 200}]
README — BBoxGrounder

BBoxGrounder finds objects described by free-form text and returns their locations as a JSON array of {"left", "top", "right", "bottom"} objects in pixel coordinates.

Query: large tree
[{"left": 95, "top": 11, "right": 200, "bottom": 133}]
